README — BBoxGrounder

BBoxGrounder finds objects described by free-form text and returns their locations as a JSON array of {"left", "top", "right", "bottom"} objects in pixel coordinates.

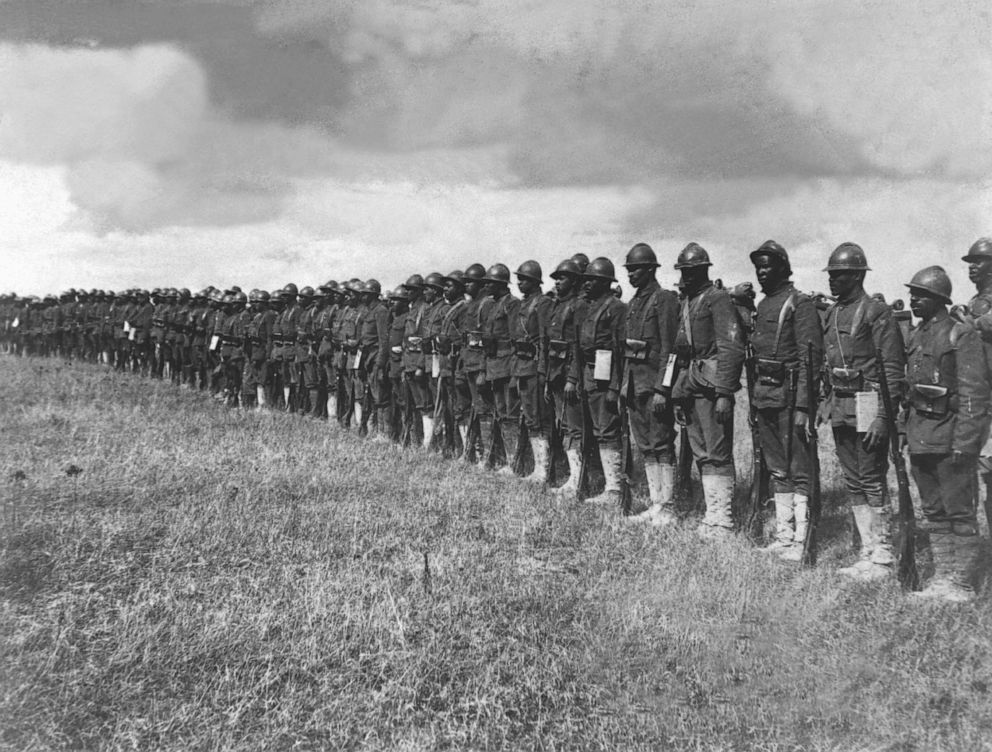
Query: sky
[{"left": 0, "top": 0, "right": 990, "bottom": 303}]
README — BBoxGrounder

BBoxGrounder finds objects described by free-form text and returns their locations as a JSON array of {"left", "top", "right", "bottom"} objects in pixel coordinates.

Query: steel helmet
[
  {"left": 319, "top": 280, "right": 338, "bottom": 292},
  {"left": 823, "top": 242, "right": 871, "bottom": 272},
  {"left": 674, "top": 242, "right": 712, "bottom": 270},
  {"left": 283, "top": 283, "right": 299, "bottom": 296},
  {"left": 298, "top": 286, "right": 315, "bottom": 299},
  {"left": 388, "top": 286, "right": 410, "bottom": 301},
  {"left": 570, "top": 253, "right": 590, "bottom": 273},
  {"left": 365, "top": 279, "right": 382, "bottom": 295},
  {"left": 423, "top": 273, "right": 445, "bottom": 290},
  {"left": 624, "top": 243, "right": 659, "bottom": 268},
  {"left": 442, "top": 270, "right": 465, "bottom": 286},
  {"left": 962, "top": 237, "right": 992, "bottom": 263},
  {"left": 464, "top": 263, "right": 487, "bottom": 281},
  {"left": 232, "top": 291, "right": 248, "bottom": 305},
  {"left": 749, "top": 239, "right": 790, "bottom": 269},
  {"left": 906, "top": 265, "right": 952, "bottom": 304},
  {"left": 550, "top": 259, "right": 582, "bottom": 279},
  {"left": 483, "top": 263, "right": 511, "bottom": 284},
  {"left": 403, "top": 274, "right": 424, "bottom": 289},
  {"left": 515, "top": 260, "right": 543, "bottom": 283},
  {"left": 257, "top": 290, "right": 271, "bottom": 303},
  {"left": 584, "top": 257, "right": 617, "bottom": 282}
]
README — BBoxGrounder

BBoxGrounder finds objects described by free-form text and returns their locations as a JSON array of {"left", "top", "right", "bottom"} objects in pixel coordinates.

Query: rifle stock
[
  {"left": 800, "top": 340, "right": 821, "bottom": 567},
  {"left": 619, "top": 378, "right": 634, "bottom": 515},
  {"left": 744, "top": 346, "right": 770, "bottom": 538},
  {"left": 876, "top": 346, "right": 919, "bottom": 591},
  {"left": 577, "top": 392, "right": 597, "bottom": 501}
]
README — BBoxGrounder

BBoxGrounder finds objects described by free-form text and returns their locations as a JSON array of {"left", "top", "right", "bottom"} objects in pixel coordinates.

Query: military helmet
[
  {"left": 570, "top": 253, "right": 590, "bottom": 273},
  {"left": 178, "top": 288, "right": 191, "bottom": 299},
  {"left": 403, "top": 274, "right": 425, "bottom": 289},
  {"left": 299, "top": 286, "right": 315, "bottom": 298},
  {"left": 624, "top": 243, "right": 659, "bottom": 268},
  {"left": 232, "top": 290, "right": 248, "bottom": 305},
  {"left": 442, "top": 270, "right": 465, "bottom": 286},
  {"left": 515, "top": 260, "right": 543, "bottom": 283},
  {"left": 749, "top": 239, "right": 790, "bottom": 268},
  {"left": 343, "top": 278, "right": 362, "bottom": 293},
  {"left": 962, "top": 237, "right": 992, "bottom": 263},
  {"left": 464, "top": 263, "right": 487, "bottom": 281},
  {"left": 674, "top": 242, "right": 712, "bottom": 270},
  {"left": 365, "top": 279, "right": 382, "bottom": 295},
  {"left": 423, "top": 273, "right": 445, "bottom": 290},
  {"left": 550, "top": 259, "right": 581, "bottom": 279},
  {"left": 906, "top": 265, "right": 952, "bottom": 304},
  {"left": 319, "top": 280, "right": 338, "bottom": 292},
  {"left": 388, "top": 286, "right": 410, "bottom": 301},
  {"left": 484, "top": 263, "right": 511, "bottom": 284},
  {"left": 584, "top": 257, "right": 617, "bottom": 282},
  {"left": 248, "top": 289, "right": 262, "bottom": 303},
  {"left": 823, "top": 242, "right": 871, "bottom": 272}
]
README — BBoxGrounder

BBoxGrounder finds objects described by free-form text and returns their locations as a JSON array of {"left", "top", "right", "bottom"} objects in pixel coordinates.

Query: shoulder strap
[{"left": 771, "top": 290, "right": 797, "bottom": 359}]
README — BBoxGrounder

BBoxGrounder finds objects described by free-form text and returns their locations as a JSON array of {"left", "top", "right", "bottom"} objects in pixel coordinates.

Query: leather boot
[
  {"left": 526, "top": 436, "right": 549, "bottom": 484},
  {"left": 256, "top": 385, "right": 267, "bottom": 409},
  {"left": 838, "top": 504, "right": 875, "bottom": 578},
  {"left": 308, "top": 389, "right": 321, "bottom": 418},
  {"left": 629, "top": 461, "right": 677, "bottom": 526},
  {"left": 914, "top": 522, "right": 979, "bottom": 603},
  {"left": 422, "top": 415, "right": 435, "bottom": 449},
  {"left": 761, "top": 492, "right": 795, "bottom": 553},
  {"left": 496, "top": 421, "right": 517, "bottom": 475},
  {"left": 585, "top": 447, "right": 622, "bottom": 506},
  {"left": 553, "top": 448, "right": 582, "bottom": 498},
  {"left": 779, "top": 494, "right": 809, "bottom": 561},
  {"left": 698, "top": 474, "right": 734, "bottom": 540}
]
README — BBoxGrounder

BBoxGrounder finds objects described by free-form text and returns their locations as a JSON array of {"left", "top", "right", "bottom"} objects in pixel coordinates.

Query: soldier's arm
[
  {"left": 652, "top": 290, "right": 680, "bottom": 394},
  {"left": 952, "top": 323, "right": 989, "bottom": 455},
  {"left": 536, "top": 296, "right": 553, "bottom": 377},
  {"left": 609, "top": 301, "right": 626, "bottom": 393},
  {"left": 870, "top": 305, "right": 907, "bottom": 421},
  {"left": 711, "top": 291, "right": 746, "bottom": 396},
  {"left": 375, "top": 307, "right": 390, "bottom": 370}
]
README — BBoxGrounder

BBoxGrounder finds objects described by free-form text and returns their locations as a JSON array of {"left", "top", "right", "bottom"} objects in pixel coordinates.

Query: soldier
[
  {"left": 747, "top": 241, "right": 824, "bottom": 559},
  {"left": 387, "top": 287, "right": 411, "bottom": 442},
  {"left": 459, "top": 264, "right": 493, "bottom": 461},
  {"left": 131, "top": 290, "right": 154, "bottom": 375},
  {"left": 333, "top": 281, "right": 361, "bottom": 427},
  {"left": 511, "top": 260, "right": 553, "bottom": 481},
  {"left": 358, "top": 280, "right": 390, "bottom": 437},
  {"left": 820, "top": 243, "right": 906, "bottom": 580},
  {"left": 437, "top": 270, "right": 470, "bottom": 450},
  {"left": 294, "top": 286, "right": 318, "bottom": 415},
  {"left": 314, "top": 282, "right": 339, "bottom": 419},
  {"left": 902, "top": 266, "right": 988, "bottom": 602},
  {"left": 572, "top": 257, "right": 627, "bottom": 505},
  {"left": 958, "top": 238, "right": 992, "bottom": 528},
  {"left": 482, "top": 264, "right": 520, "bottom": 471},
  {"left": 245, "top": 290, "right": 275, "bottom": 408},
  {"left": 620, "top": 243, "right": 681, "bottom": 526},
  {"left": 276, "top": 284, "right": 301, "bottom": 411},
  {"left": 416, "top": 273, "right": 449, "bottom": 448},
  {"left": 671, "top": 243, "right": 746, "bottom": 539},
  {"left": 546, "top": 259, "right": 587, "bottom": 496},
  {"left": 401, "top": 274, "right": 429, "bottom": 445}
]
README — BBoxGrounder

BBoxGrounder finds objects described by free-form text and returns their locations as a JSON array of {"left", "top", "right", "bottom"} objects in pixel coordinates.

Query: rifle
[
  {"left": 619, "top": 377, "right": 634, "bottom": 515},
  {"left": 511, "top": 412, "right": 529, "bottom": 475},
  {"left": 464, "top": 406, "right": 482, "bottom": 463},
  {"left": 744, "top": 344, "right": 771, "bottom": 538},
  {"left": 485, "top": 414, "right": 507, "bottom": 470},
  {"left": 400, "top": 375, "right": 417, "bottom": 448},
  {"left": 547, "top": 408, "right": 565, "bottom": 487},
  {"left": 876, "top": 346, "right": 919, "bottom": 591},
  {"left": 800, "top": 340, "right": 821, "bottom": 567},
  {"left": 576, "top": 390, "right": 599, "bottom": 500},
  {"left": 674, "top": 417, "right": 693, "bottom": 508}
]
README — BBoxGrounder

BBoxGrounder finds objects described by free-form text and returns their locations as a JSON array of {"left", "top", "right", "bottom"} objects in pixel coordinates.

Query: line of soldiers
[{"left": 4, "top": 238, "right": 992, "bottom": 603}]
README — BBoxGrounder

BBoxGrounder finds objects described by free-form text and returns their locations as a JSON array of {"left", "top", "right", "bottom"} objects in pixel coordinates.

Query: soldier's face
[
  {"left": 968, "top": 258, "right": 992, "bottom": 285},
  {"left": 423, "top": 286, "right": 438, "bottom": 303},
  {"left": 517, "top": 277, "right": 538, "bottom": 296},
  {"left": 828, "top": 270, "right": 862, "bottom": 299},
  {"left": 753, "top": 254, "right": 786, "bottom": 293},
  {"left": 583, "top": 278, "right": 609, "bottom": 299},
  {"left": 554, "top": 274, "right": 575, "bottom": 297},
  {"left": 443, "top": 281, "right": 462, "bottom": 302},
  {"left": 909, "top": 290, "right": 942, "bottom": 321},
  {"left": 627, "top": 265, "right": 654, "bottom": 289}
]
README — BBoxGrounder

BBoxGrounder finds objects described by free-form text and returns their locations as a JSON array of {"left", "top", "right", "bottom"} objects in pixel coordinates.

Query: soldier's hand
[
  {"left": 415, "top": 368, "right": 424, "bottom": 378},
  {"left": 815, "top": 400, "right": 831, "bottom": 427},
  {"left": 543, "top": 383, "right": 551, "bottom": 402},
  {"left": 476, "top": 373, "right": 486, "bottom": 387},
  {"left": 862, "top": 418, "right": 888, "bottom": 452},
  {"left": 715, "top": 396, "right": 733, "bottom": 424},
  {"left": 607, "top": 388, "right": 619, "bottom": 404},
  {"left": 674, "top": 404, "right": 687, "bottom": 426},
  {"left": 794, "top": 410, "right": 809, "bottom": 435},
  {"left": 564, "top": 382, "right": 578, "bottom": 404},
  {"left": 899, "top": 433, "right": 908, "bottom": 452},
  {"left": 651, "top": 392, "right": 668, "bottom": 415}
]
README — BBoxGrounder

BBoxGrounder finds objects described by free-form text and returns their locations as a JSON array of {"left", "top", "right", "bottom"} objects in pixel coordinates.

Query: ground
[{"left": 2, "top": 357, "right": 992, "bottom": 751}]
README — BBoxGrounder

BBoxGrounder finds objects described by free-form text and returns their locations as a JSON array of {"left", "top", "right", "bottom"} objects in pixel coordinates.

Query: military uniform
[
  {"left": 510, "top": 283, "right": 552, "bottom": 477},
  {"left": 483, "top": 283, "right": 521, "bottom": 468}
]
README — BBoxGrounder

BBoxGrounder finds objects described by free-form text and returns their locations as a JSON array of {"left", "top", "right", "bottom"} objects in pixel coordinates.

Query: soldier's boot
[
  {"left": 697, "top": 474, "right": 735, "bottom": 540},
  {"left": 525, "top": 436, "right": 550, "bottom": 484},
  {"left": 496, "top": 421, "right": 517, "bottom": 475},
  {"left": 353, "top": 401, "right": 364, "bottom": 429},
  {"left": 553, "top": 448, "right": 582, "bottom": 497},
  {"left": 255, "top": 385, "right": 267, "bottom": 409},
  {"left": 914, "top": 522, "right": 979, "bottom": 603},
  {"left": 838, "top": 504, "right": 876, "bottom": 578},
  {"left": 585, "top": 447, "right": 622, "bottom": 506},
  {"left": 307, "top": 389, "right": 321, "bottom": 418},
  {"left": 760, "top": 492, "right": 795, "bottom": 554},
  {"left": 370, "top": 408, "right": 391, "bottom": 443},
  {"left": 422, "top": 415, "right": 435, "bottom": 449},
  {"left": 458, "top": 424, "right": 469, "bottom": 457},
  {"left": 629, "top": 461, "right": 677, "bottom": 526},
  {"left": 853, "top": 505, "right": 895, "bottom": 581},
  {"left": 779, "top": 494, "right": 809, "bottom": 562}
]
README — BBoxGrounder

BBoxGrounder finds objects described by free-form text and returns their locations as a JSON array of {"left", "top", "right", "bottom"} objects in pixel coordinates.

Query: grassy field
[{"left": 2, "top": 355, "right": 992, "bottom": 751}]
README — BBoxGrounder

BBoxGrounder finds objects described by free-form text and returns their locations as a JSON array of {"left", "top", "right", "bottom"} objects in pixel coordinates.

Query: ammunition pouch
[
  {"left": 623, "top": 338, "right": 649, "bottom": 362},
  {"left": 405, "top": 336, "right": 423, "bottom": 354},
  {"left": 422, "top": 338, "right": 435, "bottom": 355},
  {"left": 755, "top": 358, "right": 787, "bottom": 387},
  {"left": 513, "top": 339, "right": 537, "bottom": 359},
  {"left": 830, "top": 367, "right": 864, "bottom": 397},
  {"left": 686, "top": 356, "right": 720, "bottom": 391},
  {"left": 391, "top": 345, "right": 403, "bottom": 356},
  {"left": 466, "top": 330, "right": 485, "bottom": 351},
  {"left": 910, "top": 383, "right": 951, "bottom": 419},
  {"left": 548, "top": 339, "right": 569, "bottom": 360}
]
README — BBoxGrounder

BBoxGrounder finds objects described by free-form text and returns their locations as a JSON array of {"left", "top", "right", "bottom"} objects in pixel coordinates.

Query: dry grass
[{"left": 2, "top": 356, "right": 992, "bottom": 751}]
